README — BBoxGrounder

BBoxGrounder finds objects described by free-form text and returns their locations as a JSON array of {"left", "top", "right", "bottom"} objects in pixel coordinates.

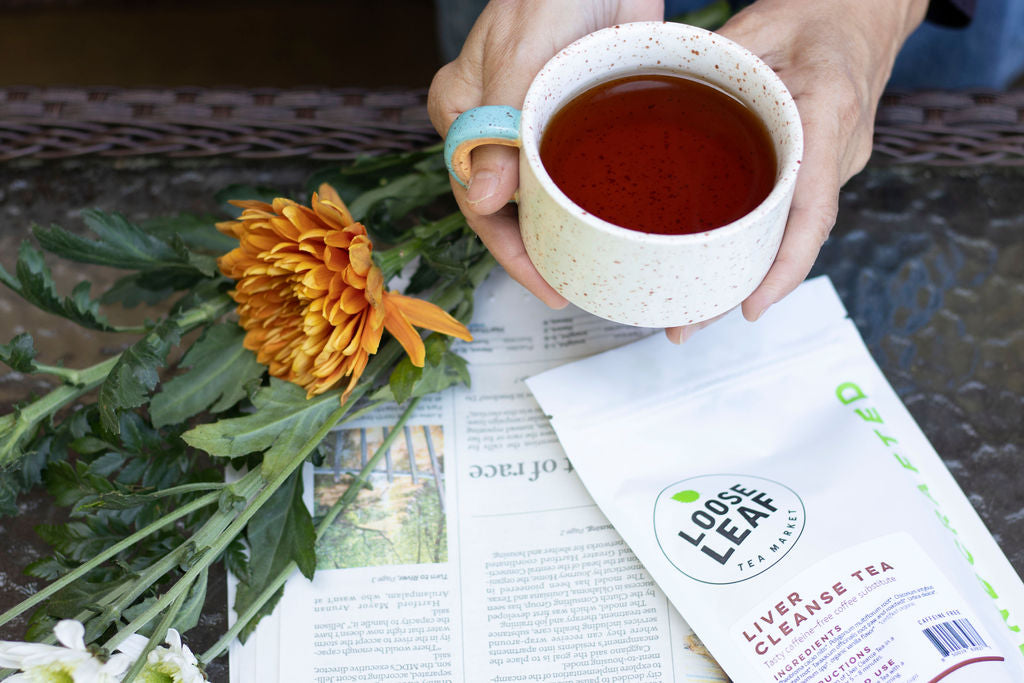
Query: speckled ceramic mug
[{"left": 445, "top": 21, "right": 802, "bottom": 327}]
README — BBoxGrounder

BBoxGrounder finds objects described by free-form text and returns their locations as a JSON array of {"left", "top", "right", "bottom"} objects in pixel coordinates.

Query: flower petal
[
  {"left": 228, "top": 199, "right": 274, "bottom": 213},
  {"left": 365, "top": 265, "right": 384, "bottom": 308},
  {"left": 348, "top": 237, "right": 373, "bottom": 276},
  {"left": 301, "top": 265, "right": 332, "bottom": 292},
  {"left": 339, "top": 286, "right": 369, "bottom": 315},
  {"left": 217, "top": 184, "right": 475, "bottom": 408},
  {"left": 339, "top": 351, "right": 370, "bottom": 404},
  {"left": 382, "top": 298, "right": 426, "bottom": 367},
  {"left": 54, "top": 620, "right": 86, "bottom": 651},
  {"left": 283, "top": 205, "right": 330, "bottom": 241},
  {"left": 115, "top": 633, "right": 149, "bottom": 660},
  {"left": 102, "top": 652, "right": 133, "bottom": 676},
  {"left": 384, "top": 292, "right": 473, "bottom": 341}
]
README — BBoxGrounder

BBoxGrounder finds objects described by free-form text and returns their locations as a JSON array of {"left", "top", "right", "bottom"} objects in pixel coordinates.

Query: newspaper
[{"left": 230, "top": 269, "right": 730, "bottom": 683}]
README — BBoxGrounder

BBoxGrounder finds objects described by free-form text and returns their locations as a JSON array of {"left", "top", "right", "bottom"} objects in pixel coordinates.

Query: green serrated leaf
[
  {"left": 1, "top": 333, "right": 37, "bottom": 372},
  {"left": 99, "top": 273, "right": 174, "bottom": 308},
  {"left": 348, "top": 171, "right": 451, "bottom": 227},
  {"left": 142, "top": 214, "right": 236, "bottom": 255},
  {"left": 35, "top": 520, "right": 125, "bottom": 561},
  {"left": 97, "top": 316, "right": 182, "bottom": 434},
  {"left": 87, "top": 451, "right": 125, "bottom": 476},
  {"left": 238, "top": 585, "right": 284, "bottom": 645},
  {"left": 224, "top": 535, "right": 251, "bottom": 584},
  {"left": 121, "top": 596, "right": 160, "bottom": 637},
  {"left": 182, "top": 379, "right": 339, "bottom": 478},
  {"left": 150, "top": 323, "right": 264, "bottom": 427},
  {"left": 45, "top": 461, "right": 115, "bottom": 508},
  {"left": 25, "top": 611, "right": 59, "bottom": 643},
  {"left": 172, "top": 568, "right": 209, "bottom": 635},
  {"left": 1, "top": 412, "right": 36, "bottom": 479},
  {"left": 69, "top": 435, "right": 112, "bottom": 455},
  {"left": 0, "top": 242, "right": 113, "bottom": 331},
  {"left": 24, "top": 555, "right": 74, "bottom": 581},
  {"left": 388, "top": 357, "right": 422, "bottom": 405},
  {"left": 304, "top": 147, "right": 442, "bottom": 201},
  {"left": 119, "top": 411, "right": 165, "bottom": 456},
  {"left": 170, "top": 235, "right": 220, "bottom": 278},
  {"left": 0, "top": 472, "right": 21, "bottom": 517},
  {"left": 373, "top": 340, "right": 471, "bottom": 404},
  {"left": 74, "top": 489, "right": 156, "bottom": 512},
  {"left": 33, "top": 210, "right": 182, "bottom": 271},
  {"left": 234, "top": 468, "right": 315, "bottom": 631},
  {"left": 185, "top": 251, "right": 220, "bottom": 279},
  {"left": 0, "top": 427, "right": 76, "bottom": 517}
]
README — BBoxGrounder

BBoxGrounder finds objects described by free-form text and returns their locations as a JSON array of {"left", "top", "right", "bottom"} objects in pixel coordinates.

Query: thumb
[
  {"left": 463, "top": 37, "right": 550, "bottom": 215},
  {"left": 464, "top": 144, "right": 520, "bottom": 215}
]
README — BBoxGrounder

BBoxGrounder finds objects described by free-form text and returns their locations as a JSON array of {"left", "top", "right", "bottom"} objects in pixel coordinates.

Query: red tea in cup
[{"left": 539, "top": 74, "right": 777, "bottom": 235}]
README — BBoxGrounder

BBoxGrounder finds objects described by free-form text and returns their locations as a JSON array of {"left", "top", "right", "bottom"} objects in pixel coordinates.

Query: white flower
[
  {"left": 0, "top": 619, "right": 130, "bottom": 683},
  {"left": 117, "top": 629, "right": 207, "bottom": 683}
]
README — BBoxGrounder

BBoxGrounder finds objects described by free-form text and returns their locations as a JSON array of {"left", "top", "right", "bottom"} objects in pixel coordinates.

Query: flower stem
[
  {"left": 375, "top": 212, "right": 467, "bottom": 281},
  {"left": 30, "top": 362, "right": 104, "bottom": 386},
  {"left": 0, "top": 489, "right": 221, "bottom": 629},
  {"left": 0, "top": 355, "right": 119, "bottom": 468},
  {"left": 103, "top": 401, "right": 351, "bottom": 653},
  {"left": 90, "top": 471, "right": 262, "bottom": 619},
  {"left": 197, "top": 396, "right": 422, "bottom": 665},
  {"left": 1, "top": 293, "right": 230, "bottom": 470},
  {"left": 120, "top": 585, "right": 191, "bottom": 683},
  {"left": 146, "top": 481, "right": 228, "bottom": 499}
]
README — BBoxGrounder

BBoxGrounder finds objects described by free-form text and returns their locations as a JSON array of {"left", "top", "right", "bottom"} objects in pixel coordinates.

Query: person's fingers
[
  {"left": 741, "top": 191, "right": 838, "bottom": 322},
  {"left": 428, "top": 61, "right": 478, "bottom": 137},
  {"left": 664, "top": 311, "right": 730, "bottom": 345},
  {"left": 741, "top": 111, "right": 842, "bottom": 321},
  {"left": 454, "top": 190, "right": 568, "bottom": 308},
  {"left": 462, "top": 143, "right": 521, "bottom": 216}
]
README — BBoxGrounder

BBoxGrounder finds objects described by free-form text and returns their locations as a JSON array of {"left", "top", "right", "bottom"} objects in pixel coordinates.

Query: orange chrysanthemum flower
[{"left": 216, "top": 184, "right": 472, "bottom": 404}]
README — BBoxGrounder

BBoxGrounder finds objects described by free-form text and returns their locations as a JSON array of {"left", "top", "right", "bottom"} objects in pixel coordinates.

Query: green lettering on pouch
[
  {"left": 936, "top": 512, "right": 957, "bottom": 534},
  {"left": 836, "top": 382, "right": 866, "bottom": 405},
  {"left": 979, "top": 576, "right": 999, "bottom": 600},
  {"left": 918, "top": 484, "right": 939, "bottom": 504},
  {"left": 1001, "top": 609, "right": 1022, "bottom": 633},
  {"left": 874, "top": 430, "right": 898, "bottom": 447},
  {"left": 955, "top": 539, "right": 974, "bottom": 564},
  {"left": 855, "top": 407, "right": 884, "bottom": 423},
  {"left": 893, "top": 453, "right": 918, "bottom": 472}
]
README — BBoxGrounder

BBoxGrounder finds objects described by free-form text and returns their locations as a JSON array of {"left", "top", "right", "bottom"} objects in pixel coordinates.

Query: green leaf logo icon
[{"left": 672, "top": 489, "right": 700, "bottom": 503}]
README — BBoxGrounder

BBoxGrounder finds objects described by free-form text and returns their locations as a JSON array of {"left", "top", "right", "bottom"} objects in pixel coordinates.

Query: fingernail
[
  {"left": 546, "top": 296, "right": 570, "bottom": 310},
  {"left": 750, "top": 303, "right": 771, "bottom": 321},
  {"left": 466, "top": 171, "right": 499, "bottom": 205},
  {"left": 667, "top": 327, "right": 695, "bottom": 345}
]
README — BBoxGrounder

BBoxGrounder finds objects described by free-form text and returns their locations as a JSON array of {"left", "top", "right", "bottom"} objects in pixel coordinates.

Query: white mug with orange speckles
[{"left": 445, "top": 21, "right": 802, "bottom": 328}]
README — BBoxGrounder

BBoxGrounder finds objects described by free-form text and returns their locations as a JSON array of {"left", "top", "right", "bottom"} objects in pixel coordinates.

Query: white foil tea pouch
[{"left": 526, "top": 277, "right": 1024, "bottom": 683}]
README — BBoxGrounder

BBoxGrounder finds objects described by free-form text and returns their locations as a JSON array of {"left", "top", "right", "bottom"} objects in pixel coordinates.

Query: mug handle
[{"left": 444, "top": 106, "right": 522, "bottom": 188}]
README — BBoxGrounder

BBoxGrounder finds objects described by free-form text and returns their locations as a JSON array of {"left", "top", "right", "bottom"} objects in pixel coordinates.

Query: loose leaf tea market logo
[{"left": 654, "top": 474, "right": 805, "bottom": 584}]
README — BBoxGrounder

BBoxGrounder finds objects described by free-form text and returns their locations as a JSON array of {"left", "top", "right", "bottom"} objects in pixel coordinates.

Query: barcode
[{"left": 923, "top": 618, "right": 987, "bottom": 657}]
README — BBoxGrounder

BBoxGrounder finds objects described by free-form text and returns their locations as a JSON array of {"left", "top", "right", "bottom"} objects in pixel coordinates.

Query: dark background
[{"left": 0, "top": 0, "right": 443, "bottom": 88}]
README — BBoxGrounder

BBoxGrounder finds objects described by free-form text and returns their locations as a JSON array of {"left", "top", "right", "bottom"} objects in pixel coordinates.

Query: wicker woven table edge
[{"left": 1, "top": 87, "right": 1023, "bottom": 164}]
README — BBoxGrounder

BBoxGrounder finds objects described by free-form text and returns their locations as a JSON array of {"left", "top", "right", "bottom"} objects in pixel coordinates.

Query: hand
[
  {"left": 671, "top": 0, "right": 928, "bottom": 343},
  {"left": 428, "top": 0, "right": 664, "bottom": 310},
  {"left": 429, "top": 0, "right": 928, "bottom": 343}
]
